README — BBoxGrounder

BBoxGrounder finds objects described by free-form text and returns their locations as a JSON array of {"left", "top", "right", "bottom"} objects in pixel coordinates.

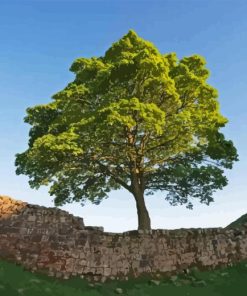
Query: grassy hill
[{"left": 225, "top": 214, "right": 247, "bottom": 230}]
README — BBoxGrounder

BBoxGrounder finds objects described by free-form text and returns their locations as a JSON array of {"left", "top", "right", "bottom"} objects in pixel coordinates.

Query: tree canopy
[{"left": 15, "top": 30, "right": 238, "bottom": 230}]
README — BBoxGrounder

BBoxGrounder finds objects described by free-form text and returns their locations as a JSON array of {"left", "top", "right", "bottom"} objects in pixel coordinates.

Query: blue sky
[{"left": 0, "top": 0, "right": 246, "bottom": 232}]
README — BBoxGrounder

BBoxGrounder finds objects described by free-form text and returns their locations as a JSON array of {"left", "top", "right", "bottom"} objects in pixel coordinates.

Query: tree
[{"left": 15, "top": 30, "right": 238, "bottom": 230}]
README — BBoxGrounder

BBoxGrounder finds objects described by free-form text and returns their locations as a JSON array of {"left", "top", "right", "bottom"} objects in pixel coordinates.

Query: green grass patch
[{"left": 0, "top": 258, "right": 247, "bottom": 295}]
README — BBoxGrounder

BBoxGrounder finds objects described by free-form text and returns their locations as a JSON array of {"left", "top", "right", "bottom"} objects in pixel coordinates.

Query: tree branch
[
  {"left": 100, "top": 141, "right": 124, "bottom": 147},
  {"left": 95, "top": 160, "right": 132, "bottom": 192},
  {"left": 202, "top": 158, "right": 222, "bottom": 168},
  {"left": 146, "top": 133, "right": 180, "bottom": 153}
]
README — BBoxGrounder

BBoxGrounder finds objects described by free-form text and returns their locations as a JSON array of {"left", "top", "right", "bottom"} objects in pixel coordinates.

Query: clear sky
[{"left": 0, "top": 0, "right": 246, "bottom": 233}]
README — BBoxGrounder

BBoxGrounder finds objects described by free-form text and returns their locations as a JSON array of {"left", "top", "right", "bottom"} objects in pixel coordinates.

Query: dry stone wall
[{"left": 1, "top": 195, "right": 247, "bottom": 283}]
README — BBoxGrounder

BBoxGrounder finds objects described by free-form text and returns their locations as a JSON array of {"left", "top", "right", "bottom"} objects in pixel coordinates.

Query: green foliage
[{"left": 15, "top": 30, "right": 238, "bottom": 209}]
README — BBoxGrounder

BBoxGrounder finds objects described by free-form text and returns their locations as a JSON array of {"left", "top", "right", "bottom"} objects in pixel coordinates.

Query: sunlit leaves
[
  {"left": 15, "top": 30, "right": 238, "bottom": 210},
  {"left": 99, "top": 97, "right": 166, "bottom": 135}
]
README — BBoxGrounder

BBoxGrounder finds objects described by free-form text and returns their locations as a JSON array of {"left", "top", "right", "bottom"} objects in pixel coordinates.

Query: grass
[
  {"left": 225, "top": 214, "right": 247, "bottom": 230},
  {"left": 0, "top": 258, "right": 247, "bottom": 295}
]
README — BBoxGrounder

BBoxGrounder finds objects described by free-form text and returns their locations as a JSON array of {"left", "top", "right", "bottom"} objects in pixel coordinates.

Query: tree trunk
[
  {"left": 132, "top": 181, "right": 151, "bottom": 230},
  {"left": 126, "top": 126, "right": 151, "bottom": 230}
]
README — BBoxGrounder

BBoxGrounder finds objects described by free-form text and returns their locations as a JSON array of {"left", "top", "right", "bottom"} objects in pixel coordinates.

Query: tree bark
[
  {"left": 126, "top": 126, "right": 151, "bottom": 230},
  {"left": 131, "top": 175, "right": 151, "bottom": 230}
]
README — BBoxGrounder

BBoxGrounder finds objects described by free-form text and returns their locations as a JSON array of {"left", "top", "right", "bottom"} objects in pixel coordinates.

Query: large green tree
[{"left": 15, "top": 30, "right": 238, "bottom": 230}]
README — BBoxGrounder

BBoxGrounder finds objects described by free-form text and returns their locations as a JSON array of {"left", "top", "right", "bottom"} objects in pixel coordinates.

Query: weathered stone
[
  {"left": 149, "top": 279, "right": 160, "bottom": 286},
  {"left": 192, "top": 280, "right": 207, "bottom": 287},
  {"left": 115, "top": 288, "right": 124, "bottom": 294}
]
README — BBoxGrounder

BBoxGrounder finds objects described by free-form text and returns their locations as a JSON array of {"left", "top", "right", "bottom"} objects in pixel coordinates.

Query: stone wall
[{"left": 1, "top": 195, "right": 247, "bottom": 283}]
